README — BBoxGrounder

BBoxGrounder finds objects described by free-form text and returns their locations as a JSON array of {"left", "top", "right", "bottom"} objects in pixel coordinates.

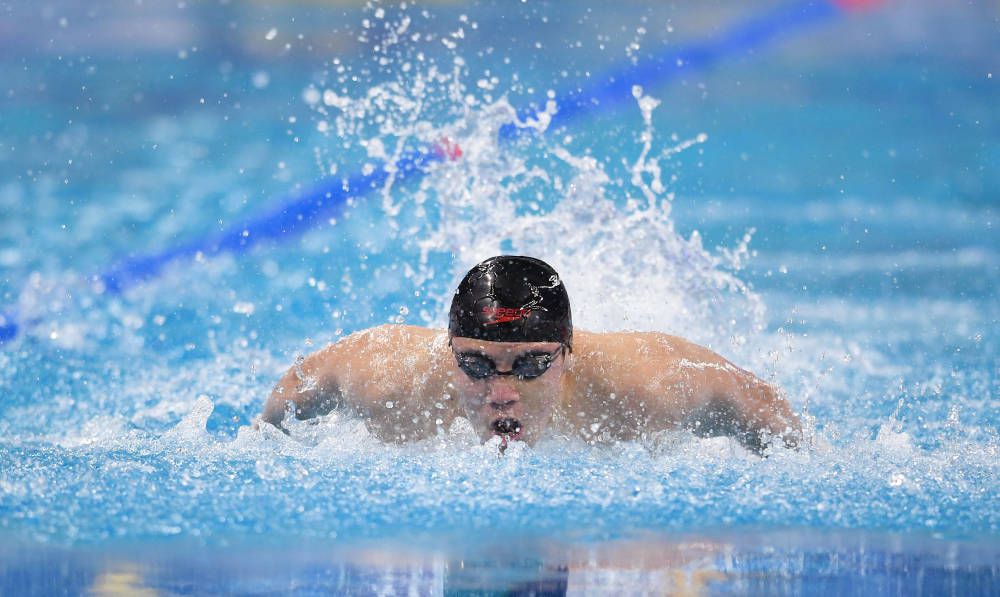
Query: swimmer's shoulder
[
  {"left": 330, "top": 324, "right": 447, "bottom": 357},
  {"left": 329, "top": 325, "right": 455, "bottom": 435},
  {"left": 572, "top": 329, "right": 696, "bottom": 364},
  {"left": 573, "top": 330, "right": 750, "bottom": 393},
  {"left": 569, "top": 329, "right": 729, "bottom": 392},
  {"left": 321, "top": 324, "right": 448, "bottom": 368},
  {"left": 328, "top": 324, "right": 451, "bottom": 391}
]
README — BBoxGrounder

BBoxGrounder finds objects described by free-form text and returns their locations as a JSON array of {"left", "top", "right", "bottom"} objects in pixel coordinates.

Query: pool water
[
  {"left": 2, "top": 531, "right": 997, "bottom": 595},
  {"left": 1, "top": 0, "right": 998, "bottom": 593}
]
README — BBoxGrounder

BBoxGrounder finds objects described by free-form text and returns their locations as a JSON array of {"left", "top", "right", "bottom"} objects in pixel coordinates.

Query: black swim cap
[{"left": 448, "top": 256, "right": 572, "bottom": 348}]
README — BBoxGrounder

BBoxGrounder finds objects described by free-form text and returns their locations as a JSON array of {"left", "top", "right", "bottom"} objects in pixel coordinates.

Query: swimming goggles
[{"left": 454, "top": 347, "right": 563, "bottom": 380}]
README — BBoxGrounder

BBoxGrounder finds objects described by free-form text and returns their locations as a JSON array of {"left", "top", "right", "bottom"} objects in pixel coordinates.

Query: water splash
[{"left": 305, "top": 35, "right": 763, "bottom": 348}]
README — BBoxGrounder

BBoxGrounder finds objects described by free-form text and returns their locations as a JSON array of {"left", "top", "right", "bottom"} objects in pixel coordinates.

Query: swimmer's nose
[
  {"left": 487, "top": 380, "right": 520, "bottom": 410},
  {"left": 489, "top": 397, "right": 518, "bottom": 410}
]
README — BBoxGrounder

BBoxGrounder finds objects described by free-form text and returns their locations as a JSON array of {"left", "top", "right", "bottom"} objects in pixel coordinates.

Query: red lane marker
[{"left": 433, "top": 137, "right": 463, "bottom": 161}]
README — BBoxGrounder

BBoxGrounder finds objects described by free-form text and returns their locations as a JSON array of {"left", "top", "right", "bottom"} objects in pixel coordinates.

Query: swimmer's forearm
[
  {"left": 260, "top": 348, "right": 342, "bottom": 428},
  {"left": 260, "top": 376, "right": 302, "bottom": 429},
  {"left": 261, "top": 374, "right": 338, "bottom": 429},
  {"left": 730, "top": 378, "right": 801, "bottom": 450},
  {"left": 681, "top": 366, "right": 800, "bottom": 453}
]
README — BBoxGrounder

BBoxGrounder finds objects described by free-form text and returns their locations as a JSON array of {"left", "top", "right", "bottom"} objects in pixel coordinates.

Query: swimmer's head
[
  {"left": 448, "top": 256, "right": 571, "bottom": 446},
  {"left": 448, "top": 255, "right": 572, "bottom": 349}
]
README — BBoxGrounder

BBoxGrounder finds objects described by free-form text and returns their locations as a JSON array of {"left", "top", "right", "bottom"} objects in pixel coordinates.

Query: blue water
[{"left": 1, "top": 0, "right": 998, "bottom": 593}]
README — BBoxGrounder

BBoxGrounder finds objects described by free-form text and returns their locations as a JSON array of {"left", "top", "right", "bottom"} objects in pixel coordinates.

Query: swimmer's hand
[
  {"left": 261, "top": 347, "right": 343, "bottom": 431},
  {"left": 684, "top": 382, "right": 801, "bottom": 455}
]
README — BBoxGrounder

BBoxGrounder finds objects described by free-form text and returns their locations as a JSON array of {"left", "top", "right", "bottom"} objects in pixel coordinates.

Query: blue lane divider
[
  {"left": 0, "top": 146, "right": 452, "bottom": 343},
  {"left": 503, "top": 0, "right": 850, "bottom": 137},
  {"left": 98, "top": 145, "right": 453, "bottom": 295},
  {"left": 0, "top": 0, "right": 882, "bottom": 345}
]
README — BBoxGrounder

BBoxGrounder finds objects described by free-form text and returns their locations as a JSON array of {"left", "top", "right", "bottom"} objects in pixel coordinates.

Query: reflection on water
[
  {"left": 4, "top": 531, "right": 997, "bottom": 596},
  {"left": 90, "top": 565, "right": 158, "bottom": 597}
]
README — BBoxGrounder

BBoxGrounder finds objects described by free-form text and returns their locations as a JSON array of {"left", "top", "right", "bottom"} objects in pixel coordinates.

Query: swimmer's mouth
[{"left": 491, "top": 417, "right": 522, "bottom": 439}]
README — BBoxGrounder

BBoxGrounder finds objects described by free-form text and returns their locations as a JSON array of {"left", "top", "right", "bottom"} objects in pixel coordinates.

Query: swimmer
[{"left": 260, "top": 256, "right": 800, "bottom": 453}]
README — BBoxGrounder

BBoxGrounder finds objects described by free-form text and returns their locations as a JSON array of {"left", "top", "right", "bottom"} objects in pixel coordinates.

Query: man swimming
[{"left": 260, "top": 255, "right": 800, "bottom": 453}]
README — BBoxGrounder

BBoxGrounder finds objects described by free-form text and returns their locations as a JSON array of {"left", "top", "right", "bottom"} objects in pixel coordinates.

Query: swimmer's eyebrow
[
  {"left": 455, "top": 350, "right": 490, "bottom": 357},
  {"left": 521, "top": 350, "right": 557, "bottom": 358}
]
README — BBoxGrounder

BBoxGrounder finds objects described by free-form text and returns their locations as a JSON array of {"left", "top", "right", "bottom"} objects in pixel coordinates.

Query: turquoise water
[{"left": 1, "top": 0, "right": 998, "bottom": 593}]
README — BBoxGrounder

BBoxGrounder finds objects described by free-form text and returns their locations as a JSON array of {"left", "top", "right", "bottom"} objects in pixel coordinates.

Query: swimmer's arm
[
  {"left": 627, "top": 334, "right": 800, "bottom": 453},
  {"left": 260, "top": 345, "right": 344, "bottom": 431},
  {"left": 259, "top": 325, "right": 446, "bottom": 433},
  {"left": 685, "top": 365, "right": 801, "bottom": 453}
]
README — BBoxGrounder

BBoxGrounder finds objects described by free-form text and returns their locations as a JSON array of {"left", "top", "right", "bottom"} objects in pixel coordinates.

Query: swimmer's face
[{"left": 449, "top": 337, "right": 567, "bottom": 445}]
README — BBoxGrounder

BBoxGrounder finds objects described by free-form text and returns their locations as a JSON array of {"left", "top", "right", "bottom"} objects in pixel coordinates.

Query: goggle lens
[{"left": 455, "top": 348, "right": 561, "bottom": 380}]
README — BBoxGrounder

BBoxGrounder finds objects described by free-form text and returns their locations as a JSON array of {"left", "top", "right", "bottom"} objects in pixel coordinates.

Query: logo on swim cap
[
  {"left": 449, "top": 256, "right": 572, "bottom": 347},
  {"left": 482, "top": 306, "right": 534, "bottom": 325}
]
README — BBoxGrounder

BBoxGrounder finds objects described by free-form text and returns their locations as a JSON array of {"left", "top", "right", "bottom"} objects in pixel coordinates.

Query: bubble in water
[{"left": 252, "top": 71, "right": 270, "bottom": 89}]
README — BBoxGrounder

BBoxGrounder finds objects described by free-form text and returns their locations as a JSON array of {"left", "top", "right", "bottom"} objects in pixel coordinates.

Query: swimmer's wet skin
[{"left": 261, "top": 256, "right": 800, "bottom": 454}]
